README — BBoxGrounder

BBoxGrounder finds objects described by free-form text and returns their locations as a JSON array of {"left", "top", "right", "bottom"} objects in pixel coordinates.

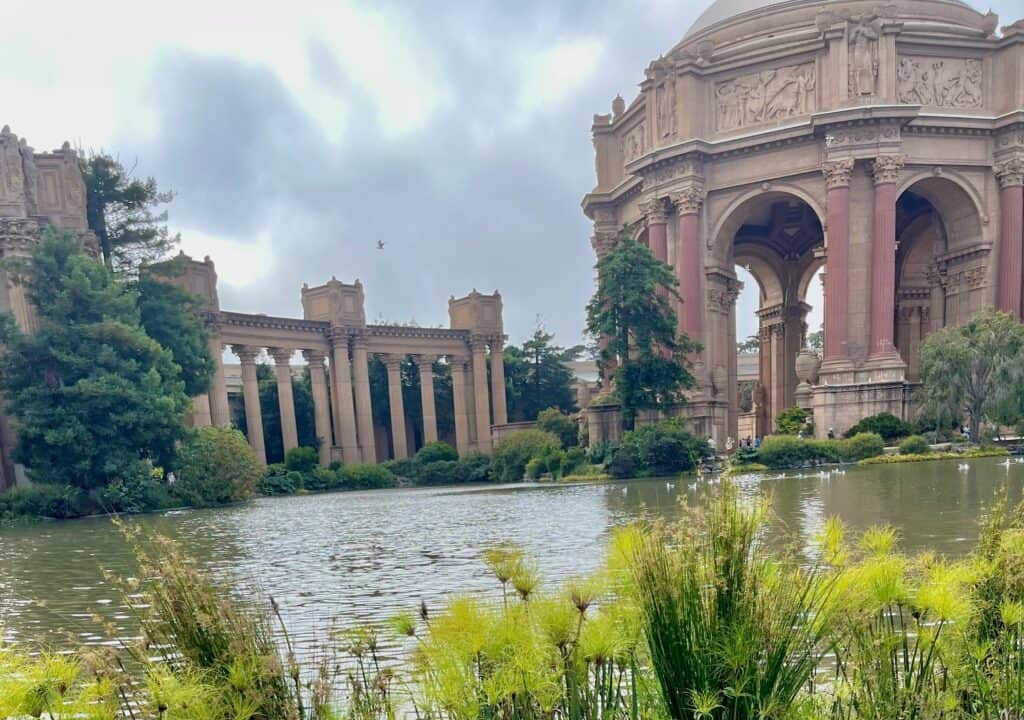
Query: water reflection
[{"left": 1, "top": 458, "right": 1022, "bottom": 659}]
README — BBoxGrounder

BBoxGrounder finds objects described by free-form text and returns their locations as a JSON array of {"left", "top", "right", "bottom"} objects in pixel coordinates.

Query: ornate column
[
  {"left": 489, "top": 338, "right": 508, "bottom": 426},
  {"left": 268, "top": 347, "right": 299, "bottom": 454},
  {"left": 470, "top": 337, "right": 492, "bottom": 453},
  {"left": 207, "top": 332, "right": 231, "bottom": 426},
  {"left": 672, "top": 187, "right": 705, "bottom": 342},
  {"left": 351, "top": 334, "right": 376, "bottom": 464},
  {"left": 329, "top": 331, "right": 360, "bottom": 463},
  {"left": 303, "top": 350, "right": 333, "bottom": 466},
  {"left": 996, "top": 157, "right": 1024, "bottom": 319},
  {"left": 770, "top": 323, "right": 785, "bottom": 429},
  {"left": 591, "top": 228, "right": 618, "bottom": 386},
  {"left": 418, "top": 355, "right": 438, "bottom": 445},
  {"left": 232, "top": 345, "right": 266, "bottom": 465},
  {"left": 869, "top": 155, "right": 904, "bottom": 359},
  {"left": 449, "top": 355, "right": 471, "bottom": 456},
  {"left": 822, "top": 158, "right": 855, "bottom": 362},
  {"left": 641, "top": 197, "right": 669, "bottom": 264},
  {"left": 383, "top": 354, "right": 408, "bottom": 459}
]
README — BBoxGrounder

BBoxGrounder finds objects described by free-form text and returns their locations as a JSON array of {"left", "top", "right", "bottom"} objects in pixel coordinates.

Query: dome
[{"left": 684, "top": 0, "right": 976, "bottom": 39}]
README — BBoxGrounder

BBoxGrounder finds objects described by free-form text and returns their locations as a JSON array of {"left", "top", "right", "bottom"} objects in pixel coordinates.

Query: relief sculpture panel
[
  {"left": 715, "top": 63, "right": 816, "bottom": 132},
  {"left": 897, "top": 56, "right": 983, "bottom": 108},
  {"left": 622, "top": 123, "right": 646, "bottom": 163}
]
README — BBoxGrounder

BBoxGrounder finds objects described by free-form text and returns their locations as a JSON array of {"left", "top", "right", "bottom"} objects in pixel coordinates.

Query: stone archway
[
  {"left": 893, "top": 176, "right": 987, "bottom": 380},
  {"left": 712, "top": 191, "right": 825, "bottom": 437}
]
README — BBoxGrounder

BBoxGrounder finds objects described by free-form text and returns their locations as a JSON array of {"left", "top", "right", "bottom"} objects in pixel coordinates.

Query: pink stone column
[
  {"left": 996, "top": 158, "right": 1024, "bottom": 319},
  {"left": 822, "top": 159, "right": 854, "bottom": 361},
  {"left": 672, "top": 187, "right": 705, "bottom": 341},
  {"left": 869, "top": 156, "right": 903, "bottom": 357},
  {"left": 641, "top": 198, "right": 669, "bottom": 263}
]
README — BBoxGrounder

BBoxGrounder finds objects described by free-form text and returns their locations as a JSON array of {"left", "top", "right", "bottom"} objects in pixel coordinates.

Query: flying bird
[{"left": 376, "top": 240, "right": 386, "bottom": 250}]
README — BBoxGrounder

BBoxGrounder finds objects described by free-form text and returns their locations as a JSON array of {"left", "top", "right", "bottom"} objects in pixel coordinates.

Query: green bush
[
  {"left": 415, "top": 460, "right": 460, "bottom": 486},
  {"left": 338, "top": 463, "right": 397, "bottom": 490},
  {"left": 899, "top": 435, "right": 931, "bottom": 455},
  {"left": 525, "top": 456, "right": 544, "bottom": 479},
  {"left": 838, "top": 432, "right": 885, "bottom": 462},
  {"left": 756, "top": 435, "right": 839, "bottom": 469},
  {"left": 93, "top": 462, "right": 174, "bottom": 514},
  {"left": 415, "top": 441, "right": 459, "bottom": 464},
  {"left": 607, "top": 444, "right": 639, "bottom": 479},
  {"left": 453, "top": 453, "right": 493, "bottom": 483},
  {"left": 491, "top": 429, "right": 562, "bottom": 483},
  {"left": 733, "top": 445, "right": 761, "bottom": 465},
  {"left": 301, "top": 467, "right": 337, "bottom": 492},
  {"left": 536, "top": 407, "right": 578, "bottom": 448},
  {"left": 284, "top": 446, "right": 318, "bottom": 473},
  {"left": 174, "top": 426, "right": 261, "bottom": 507},
  {"left": 614, "top": 420, "right": 711, "bottom": 478},
  {"left": 258, "top": 469, "right": 301, "bottom": 496},
  {"left": 587, "top": 439, "right": 615, "bottom": 466},
  {"left": 560, "top": 447, "right": 587, "bottom": 477},
  {"left": 844, "top": 412, "right": 912, "bottom": 441},
  {"left": 775, "top": 406, "right": 810, "bottom": 435},
  {"left": 384, "top": 457, "right": 416, "bottom": 480},
  {"left": 0, "top": 483, "right": 88, "bottom": 519}
]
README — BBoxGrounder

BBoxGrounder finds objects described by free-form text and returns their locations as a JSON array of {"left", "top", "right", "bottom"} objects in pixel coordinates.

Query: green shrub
[
  {"left": 775, "top": 406, "right": 810, "bottom": 435},
  {"left": 733, "top": 445, "right": 761, "bottom": 465},
  {"left": 560, "top": 447, "right": 587, "bottom": 477},
  {"left": 384, "top": 457, "right": 416, "bottom": 479},
  {"left": 258, "top": 469, "right": 300, "bottom": 496},
  {"left": 525, "top": 457, "right": 544, "bottom": 479},
  {"left": 300, "top": 467, "right": 338, "bottom": 492},
  {"left": 0, "top": 483, "right": 88, "bottom": 519},
  {"left": 607, "top": 444, "right": 639, "bottom": 479},
  {"left": 415, "top": 441, "right": 459, "bottom": 464},
  {"left": 453, "top": 453, "right": 493, "bottom": 483},
  {"left": 415, "top": 460, "right": 460, "bottom": 486},
  {"left": 844, "top": 412, "right": 912, "bottom": 441},
  {"left": 93, "top": 462, "right": 174, "bottom": 514},
  {"left": 338, "top": 463, "right": 397, "bottom": 490},
  {"left": 284, "top": 446, "right": 318, "bottom": 473},
  {"left": 838, "top": 432, "right": 885, "bottom": 462},
  {"left": 587, "top": 439, "right": 615, "bottom": 466},
  {"left": 536, "top": 407, "right": 578, "bottom": 448},
  {"left": 899, "top": 435, "right": 931, "bottom": 455},
  {"left": 491, "top": 429, "right": 562, "bottom": 483},
  {"left": 756, "top": 436, "right": 839, "bottom": 469},
  {"left": 174, "top": 426, "right": 261, "bottom": 507},
  {"left": 615, "top": 420, "right": 711, "bottom": 477}
]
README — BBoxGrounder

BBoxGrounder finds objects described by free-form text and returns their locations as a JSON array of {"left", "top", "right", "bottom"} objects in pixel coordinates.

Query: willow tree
[
  {"left": 917, "top": 311, "right": 1024, "bottom": 440},
  {"left": 585, "top": 230, "right": 700, "bottom": 429}
]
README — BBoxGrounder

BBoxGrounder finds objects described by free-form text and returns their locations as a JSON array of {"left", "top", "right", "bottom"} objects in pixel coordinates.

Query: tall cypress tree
[{"left": 0, "top": 229, "right": 190, "bottom": 488}]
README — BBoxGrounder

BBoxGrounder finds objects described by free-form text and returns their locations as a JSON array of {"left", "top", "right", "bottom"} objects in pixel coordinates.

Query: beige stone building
[
  {"left": 155, "top": 255, "right": 508, "bottom": 468},
  {"left": 583, "top": 0, "right": 1024, "bottom": 443}
]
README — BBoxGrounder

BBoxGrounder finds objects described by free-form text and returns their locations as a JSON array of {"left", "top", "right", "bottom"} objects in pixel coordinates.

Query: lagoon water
[{"left": 2, "top": 456, "right": 1023, "bottom": 659}]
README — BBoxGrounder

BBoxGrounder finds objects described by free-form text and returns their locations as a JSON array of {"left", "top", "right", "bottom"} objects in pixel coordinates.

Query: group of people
[{"left": 721, "top": 436, "right": 761, "bottom": 455}]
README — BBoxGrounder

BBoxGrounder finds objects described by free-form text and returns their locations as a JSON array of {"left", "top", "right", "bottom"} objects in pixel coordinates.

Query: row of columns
[{"left": 200, "top": 333, "right": 507, "bottom": 467}]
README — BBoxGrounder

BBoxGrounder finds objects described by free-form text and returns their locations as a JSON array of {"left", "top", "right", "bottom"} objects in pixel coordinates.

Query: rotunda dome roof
[{"left": 684, "top": 0, "right": 976, "bottom": 39}]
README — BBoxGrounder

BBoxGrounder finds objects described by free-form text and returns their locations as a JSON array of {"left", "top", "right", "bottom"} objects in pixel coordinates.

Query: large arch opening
[
  {"left": 893, "top": 175, "right": 986, "bottom": 380},
  {"left": 713, "top": 191, "right": 824, "bottom": 439}
]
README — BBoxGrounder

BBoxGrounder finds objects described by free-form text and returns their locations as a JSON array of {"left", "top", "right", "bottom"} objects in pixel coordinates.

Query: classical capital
[
  {"left": 231, "top": 345, "right": 260, "bottom": 364},
  {"left": 671, "top": 186, "right": 706, "bottom": 215},
  {"left": 639, "top": 197, "right": 670, "bottom": 225},
  {"left": 871, "top": 155, "right": 905, "bottom": 186},
  {"left": 469, "top": 335, "right": 490, "bottom": 354},
  {"left": 447, "top": 353, "right": 470, "bottom": 368},
  {"left": 416, "top": 354, "right": 439, "bottom": 369},
  {"left": 590, "top": 229, "right": 617, "bottom": 258},
  {"left": 382, "top": 354, "right": 405, "bottom": 370},
  {"left": 822, "top": 158, "right": 855, "bottom": 189},
  {"left": 302, "top": 349, "right": 327, "bottom": 367},
  {"left": 267, "top": 347, "right": 294, "bottom": 365},
  {"left": 995, "top": 156, "right": 1024, "bottom": 188},
  {"left": 489, "top": 335, "right": 506, "bottom": 352}
]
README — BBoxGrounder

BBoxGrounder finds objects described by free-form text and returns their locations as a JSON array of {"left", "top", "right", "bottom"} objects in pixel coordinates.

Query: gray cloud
[{"left": 113, "top": 0, "right": 1018, "bottom": 346}]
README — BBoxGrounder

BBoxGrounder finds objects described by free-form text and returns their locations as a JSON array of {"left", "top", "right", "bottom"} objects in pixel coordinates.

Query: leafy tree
[
  {"left": 174, "top": 426, "right": 261, "bottom": 507},
  {"left": 843, "top": 412, "right": 912, "bottom": 441},
  {"left": 80, "top": 152, "right": 179, "bottom": 272},
  {"left": 775, "top": 407, "right": 810, "bottom": 435},
  {"left": 504, "top": 327, "right": 582, "bottom": 422},
  {"left": 0, "top": 229, "right": 190, "bottom": 489},
  {"left": 738, "top": 335, "right": 760, "bottom": 354},
  {"left": 137, "top": 262, "right": 215, "bottom": 397},
  {"left": 585, "top": 231, "right": 699, "bottom": 429},
  {"left": 917, "top": 311, "right": 1024, "bottom": 440},
  {"left": 806, "top": 326, "right": 824, "bottom": 351},
  {"left": 536, "top": 407, "right": 578, "bottom": 448}
]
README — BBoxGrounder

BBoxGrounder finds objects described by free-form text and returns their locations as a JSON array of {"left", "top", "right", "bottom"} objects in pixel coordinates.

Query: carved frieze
[
  {"left": 656, "top": 76, "right": 677, "bottom": 140},
  {"left": 715, "top": 63, "right": 815, "bottom": 132},
  {"left": 623, "top": 123, "right": 646, "bottom": 163},
  {"left": 643, "top": 158, "right": 703, "bottom": 186},
  {"left": 0, "top": 126, "right": 26, "bottom": 210},
  {"left": 897, "top": 56, "right": 983, "bottom": 108}
]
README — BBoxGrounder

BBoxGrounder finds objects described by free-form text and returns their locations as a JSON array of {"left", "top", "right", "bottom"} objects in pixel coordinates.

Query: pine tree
[{"left": 0, "top": 229, "right": 190, "bottom": 488}]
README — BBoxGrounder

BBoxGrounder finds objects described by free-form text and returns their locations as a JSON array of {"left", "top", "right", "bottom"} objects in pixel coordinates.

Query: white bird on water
[
  {"left": 666, "top": 482, "right": 675, "bottom": 491},
  {"left": 958, "top": 463, "right": 969, "bottom": 472},
  {"left": 621, "top": 486, "right": 628, "bottom": 495},
  {"left": 1001, "top": 458, "right": 1013, "bottom": 470}
]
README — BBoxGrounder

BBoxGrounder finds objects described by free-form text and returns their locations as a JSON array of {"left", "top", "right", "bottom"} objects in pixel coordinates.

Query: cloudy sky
[{"left": 1, "top": 0, "right": 1016, "bottom": 348}]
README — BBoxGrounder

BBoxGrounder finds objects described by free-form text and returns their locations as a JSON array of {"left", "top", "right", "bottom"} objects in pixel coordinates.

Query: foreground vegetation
[{"left": 5, "top": 476, "right": 1024, "bottom": 719}]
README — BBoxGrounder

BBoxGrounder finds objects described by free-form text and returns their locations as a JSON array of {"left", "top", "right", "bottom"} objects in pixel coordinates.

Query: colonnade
[{"left": 195, "top": 331, "right": 508, "bottom": 466}]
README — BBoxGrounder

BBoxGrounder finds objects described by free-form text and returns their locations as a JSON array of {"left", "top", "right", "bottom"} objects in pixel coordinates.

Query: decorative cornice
[
  {"left": 220, "top": 311, "right": 329, "bottom": 336},
  {"left": 994, "top": 155, "right": 1024, "bottom": 188},
  {"left": 365, "top": 324, "right": 470, "bottom": 341},
  {"left": 822, "top": 158, "right": 855, "bottom": 189},
  {"left": 381, "top": 354, "right": 405, "bottom": 369},
  {"left": 671, "top": 186, "right": 706, "bottom": 215},
  {"left": 231, "top": 345, "right": 260, "bottom": 363},
  {"left": 871, "top": 154, "right": 905, "bottom": 185}
]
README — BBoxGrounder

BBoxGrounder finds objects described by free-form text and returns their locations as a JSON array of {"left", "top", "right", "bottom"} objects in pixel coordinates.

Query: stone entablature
[{"left": 583, "top": 0, "right": 1024, "bottom": 446}]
